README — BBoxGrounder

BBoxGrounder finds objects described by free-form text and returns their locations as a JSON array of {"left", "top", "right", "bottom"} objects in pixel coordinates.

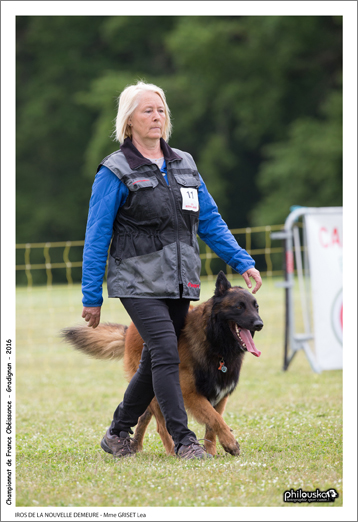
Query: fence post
[
  {"left": 24, "top": 244, "right": 33, "bottom": 287},
  {"left": 43, "top": 243, "right": 53, "bottom": 287},
  {"left": 63, "top": 242, "right": 73, "bottom": 285}
]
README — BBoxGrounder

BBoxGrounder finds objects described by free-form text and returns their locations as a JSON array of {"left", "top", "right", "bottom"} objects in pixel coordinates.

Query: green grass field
[{"left": 15, "top": 277, "right": 342, "bottom": 508}]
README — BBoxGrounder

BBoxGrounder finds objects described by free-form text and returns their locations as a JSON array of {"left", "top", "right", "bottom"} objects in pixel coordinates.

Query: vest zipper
[{"left": 165, "top": 164, "right": 183, "bottom": 286}]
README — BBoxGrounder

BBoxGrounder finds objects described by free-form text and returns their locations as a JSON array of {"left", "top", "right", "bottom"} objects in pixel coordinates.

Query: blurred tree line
[{"left": 16, "top": 16, "right": 342, "bottom": 244}]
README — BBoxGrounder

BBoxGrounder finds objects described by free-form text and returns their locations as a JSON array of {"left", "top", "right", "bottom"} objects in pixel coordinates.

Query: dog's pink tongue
[{"left": 240, "top": 329, "right": 261, "bottom": 357}]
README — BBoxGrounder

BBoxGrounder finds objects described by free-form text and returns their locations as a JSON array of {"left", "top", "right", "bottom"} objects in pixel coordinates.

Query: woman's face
[{"left": 129, "top": 92, "right": 166, "bottom": 143}]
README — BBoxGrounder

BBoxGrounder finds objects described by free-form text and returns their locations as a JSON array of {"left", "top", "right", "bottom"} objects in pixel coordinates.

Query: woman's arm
[
  {"left": 197, "top": 174, "right": 262, "bottom": 293},
  {"left": 81, "top": 166, "right": 129, "bottom": 326}
]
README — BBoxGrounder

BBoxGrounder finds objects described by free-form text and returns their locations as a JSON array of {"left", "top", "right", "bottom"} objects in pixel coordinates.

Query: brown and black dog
[{"left": 62, "top": 271, "right": 263, "bottom": 456}]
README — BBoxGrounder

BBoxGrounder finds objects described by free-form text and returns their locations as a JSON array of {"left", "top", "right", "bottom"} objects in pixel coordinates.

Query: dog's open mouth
[{"left": 231, "top": 324, "right": 261, "bottom": 357}]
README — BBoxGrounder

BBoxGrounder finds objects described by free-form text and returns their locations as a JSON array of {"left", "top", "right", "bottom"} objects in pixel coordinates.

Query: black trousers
[{"left": 110, "top": 291, "right": 197, "bottom": 453}]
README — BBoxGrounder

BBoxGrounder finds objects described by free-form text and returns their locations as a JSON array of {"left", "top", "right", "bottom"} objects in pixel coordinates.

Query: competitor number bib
[{"left": 180, "top": 187, "right": 199, "bottom": 212}]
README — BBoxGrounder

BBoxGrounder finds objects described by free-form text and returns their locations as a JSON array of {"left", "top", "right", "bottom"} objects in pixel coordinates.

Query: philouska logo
[{"left": 283, "top": 488, "right": 339, "bottom": 503}]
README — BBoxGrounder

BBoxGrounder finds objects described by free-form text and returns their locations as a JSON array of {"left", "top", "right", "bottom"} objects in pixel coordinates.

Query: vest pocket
[
  {"left": 123, "top": 176, "right": 160, "bottom": 220},
  {"left": 126, "top": 176, "right": 159, "bottom": 191},
  {"left": 107, "top": 242, "right": 179, "bottom": 298},
  {"left": 173, "top": 173, "right": 200, "bottom": 188}
]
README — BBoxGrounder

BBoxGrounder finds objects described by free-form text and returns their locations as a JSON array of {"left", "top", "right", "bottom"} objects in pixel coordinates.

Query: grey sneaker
[
  {"left": 100, "top": 428, "right": 136, "bottom": 458},
  {"left": 177, "top": 437, "right": 213, "bottom": 460}
]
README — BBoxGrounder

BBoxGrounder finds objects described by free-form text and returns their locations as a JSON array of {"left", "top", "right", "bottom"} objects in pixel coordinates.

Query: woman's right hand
[{"left": 82, "top": 306, "right": 101, "bottom": 328}]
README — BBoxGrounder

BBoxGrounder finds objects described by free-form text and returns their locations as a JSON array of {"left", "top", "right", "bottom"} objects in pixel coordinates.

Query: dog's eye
[{"left": 237, "top": 303, "right": 245, "bottom": 310}]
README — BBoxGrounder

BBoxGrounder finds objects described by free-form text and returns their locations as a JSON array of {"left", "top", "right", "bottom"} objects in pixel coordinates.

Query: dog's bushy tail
[{"left": 61, "top": 323, "right": 128, "bottom": 360}]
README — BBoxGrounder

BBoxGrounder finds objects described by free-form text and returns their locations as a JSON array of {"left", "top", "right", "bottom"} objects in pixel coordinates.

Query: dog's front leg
[
  {"left": 204, "top": 396, "right": 229, "bottom": 456},
  {"left": 184, "top": 393, "right": 240, "bottom": 456}
]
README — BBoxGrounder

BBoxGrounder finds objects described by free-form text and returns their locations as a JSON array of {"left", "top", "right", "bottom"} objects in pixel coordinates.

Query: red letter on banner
[
  {"left": 319, "top": 227, "right": 329, "bottom": 247},
  {"left": 331, "top": 228, "right": 341, "bottom": 246}
]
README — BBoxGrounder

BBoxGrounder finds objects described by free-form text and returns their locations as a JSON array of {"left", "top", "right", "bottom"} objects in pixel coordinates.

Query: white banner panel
[{"left": 305, "top": 211, "right": 343, "bottom": 370}]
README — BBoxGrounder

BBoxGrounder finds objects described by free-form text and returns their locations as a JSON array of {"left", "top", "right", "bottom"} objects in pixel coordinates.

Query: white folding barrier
[{"left": 271, "top": 207, "right": 343, "bottom": 372}]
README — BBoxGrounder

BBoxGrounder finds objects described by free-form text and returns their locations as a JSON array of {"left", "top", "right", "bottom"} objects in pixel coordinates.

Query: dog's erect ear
[{"left": 215, "top": 271, "right": 232, "bottom": 297}]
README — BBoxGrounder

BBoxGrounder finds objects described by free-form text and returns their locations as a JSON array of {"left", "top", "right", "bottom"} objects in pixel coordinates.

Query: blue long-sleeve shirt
[{"left": 82, "top": 161, "right": 255, "bottom": 306}]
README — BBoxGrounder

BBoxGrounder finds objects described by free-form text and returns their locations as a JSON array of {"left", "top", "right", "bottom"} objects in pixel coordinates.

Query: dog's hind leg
[
  {"left": 204, "top": 396, "right": 229, "bottom": 456},
  {"left": 132, "top": 408, "right": 153, "bottom": 452},
  {"left": 149, "top": 398, "right": 175, "bottom": 456}
]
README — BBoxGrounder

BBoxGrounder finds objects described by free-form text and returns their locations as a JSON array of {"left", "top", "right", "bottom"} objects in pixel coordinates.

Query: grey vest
[{"left": 100, "top": 138, "right": 202, "bottom": 300}]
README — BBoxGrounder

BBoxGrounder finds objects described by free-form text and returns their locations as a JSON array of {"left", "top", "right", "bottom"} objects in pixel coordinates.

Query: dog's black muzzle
[{"left": 252, "top": 319, "right": 264, "bottom": 331}]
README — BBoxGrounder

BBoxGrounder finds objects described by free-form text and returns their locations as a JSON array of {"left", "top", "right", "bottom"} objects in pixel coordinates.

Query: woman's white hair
[{"left": 114, "top": 81, "right": 172, "bottom": 144}]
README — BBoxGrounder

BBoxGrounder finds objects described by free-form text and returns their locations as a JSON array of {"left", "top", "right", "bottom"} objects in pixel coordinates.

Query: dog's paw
[
  {"left": 227, "top": 440, "right": 240, "bottom": 456},
  {"left": 130, "top": 439, "right": 142, "bottom": 453},
  {"left": 221, "top": 436, "right": 240, "bottom": 456}
]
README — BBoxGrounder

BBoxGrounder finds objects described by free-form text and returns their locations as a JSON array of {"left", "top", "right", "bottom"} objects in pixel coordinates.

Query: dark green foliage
[{"left": 16, "top": 16, "right": 342, "bottom": 242}]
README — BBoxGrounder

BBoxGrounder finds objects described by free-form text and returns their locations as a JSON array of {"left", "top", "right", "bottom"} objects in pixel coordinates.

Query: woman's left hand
[{"left": 242, "top": 267, "right": 262, "bottom": 294}]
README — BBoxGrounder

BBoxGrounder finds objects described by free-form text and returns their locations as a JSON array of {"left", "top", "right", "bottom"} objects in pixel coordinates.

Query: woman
[{"left": 81, "top": 81, "right": 262, "bottom": 460}]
